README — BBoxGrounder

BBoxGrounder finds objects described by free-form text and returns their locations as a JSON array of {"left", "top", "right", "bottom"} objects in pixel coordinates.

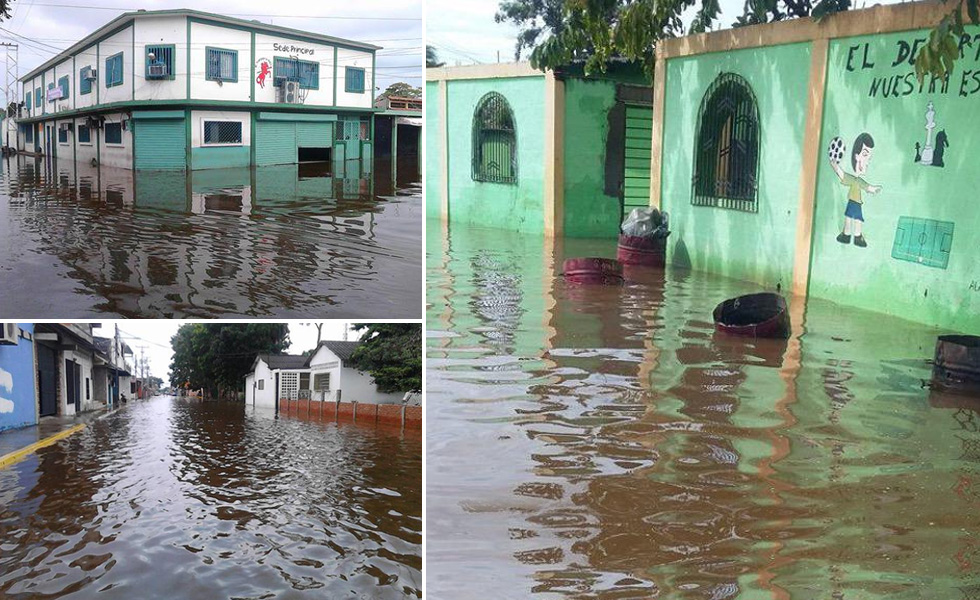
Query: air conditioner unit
[
  {"left": 0, "top": 323, "right": 19, "bottom": 345},
  {"left": 85, "top": 69, "right": 98, "bottom": 81},
  {"left": 147, "top": 63, "right": 167, "bottom": 78},
  {"left": 283, "top": 80, "right": 300, "bottom": 104}
]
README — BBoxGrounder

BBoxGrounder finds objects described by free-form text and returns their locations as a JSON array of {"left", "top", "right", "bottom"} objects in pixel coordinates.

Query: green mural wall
[
  {"left": 561, "top": 77, "right": 621, "bottom": 238},
  {"left": 660, "top": 42, "right": 812, "bottom": 290},
  {"left": 444, "top": 76, "right": 546, "bottom": 233},
  {"left": 809, "top": 26, "right": 980, "bottom": 332},
  {"left": 425, "top": 80, "right": 442, "bottom": 220}
]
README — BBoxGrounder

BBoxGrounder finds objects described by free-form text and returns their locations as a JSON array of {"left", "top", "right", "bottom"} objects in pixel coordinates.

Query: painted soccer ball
[{"left": 828, "top": 136, "right": 845, "bottom": 164}]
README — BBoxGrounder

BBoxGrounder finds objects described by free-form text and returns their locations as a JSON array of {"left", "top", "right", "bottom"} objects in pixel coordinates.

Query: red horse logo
[{"left": 256, "top": 60, "right": 272, "bottom": 88}]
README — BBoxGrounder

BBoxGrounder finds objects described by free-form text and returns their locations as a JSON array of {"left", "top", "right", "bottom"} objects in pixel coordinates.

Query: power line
[{"left": 20, "top": 3, "right": 421, "bottom": 20}]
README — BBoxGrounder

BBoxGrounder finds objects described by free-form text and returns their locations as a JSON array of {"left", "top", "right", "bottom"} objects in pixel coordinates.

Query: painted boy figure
[{"left": 828, "top": 133, "right": 882, "bottom": 248}]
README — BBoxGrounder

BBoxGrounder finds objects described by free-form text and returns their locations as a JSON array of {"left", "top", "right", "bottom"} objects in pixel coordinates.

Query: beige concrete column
[
  {"left": 438, "top": 78, "right": 449, "bottom": 221},
  {"left": 648, "top": 49, "right": 667, "bottom": 210},
  {"left": 791, "top": 38, "right": 830, "bottom": 297},
  {"left": 543, "top": 71, "right": 564, "bottom": 238}
]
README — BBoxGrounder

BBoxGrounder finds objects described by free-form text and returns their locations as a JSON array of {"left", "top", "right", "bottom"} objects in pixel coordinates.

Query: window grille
[
  {"left": 471, "top": 91, "right": 517, "bottom": 184},
  {"left": 58, "top": 76, "right": 69, "bottom": 100},
  {"left": 104, "top": 122, "right": 123, "bottom": 145},
  {"left": 106, "top": 53, "right": 124, "bottom": 87},
  {"left": 257, "top": 379, "right": 264, "bottom": 390},
  {"left": 146, "top": 45, "right": 175, "bottom": 80},
  {"left": 345, "top": 66, "right": 365, "bottom": 93},
  {"left": 313, "top": 373, "right": 330, "bottom": 391},
  {"left": 275, "top": 57, "right": 318, "bottom": 90},
  {"left": 206, "top": 48, "right": 237, "bottom": 82},
  {"left": 58, "top": 127, "right": 68, "bottom": 144},
  {"left": 78, "top": 124, "right": 91, "bottom": 144},
  {"left": 79, "top": 66, "right": 93, "bottom": 95},
  {"left": 299, "top": 372, "right": 311, "bottom": 390},
  {"left": 203, "top": 121, "right": 243, "bottom": 145},
  {"left": 692, "top": 72, "right": 760, "bottom": 212}
]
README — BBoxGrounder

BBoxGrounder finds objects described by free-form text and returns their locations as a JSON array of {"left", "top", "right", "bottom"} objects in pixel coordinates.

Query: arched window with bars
[
  {"left": 471, "top": 92, "right": 517, "bottom": 184},
  {"left": 692, "top": 73, "right": 760, "bottom": 212}
]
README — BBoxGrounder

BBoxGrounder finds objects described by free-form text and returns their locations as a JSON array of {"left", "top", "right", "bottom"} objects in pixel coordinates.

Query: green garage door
[
  {"left": 623, "top": 105, "right": 653, "bottom": 214},
  {"left": 134, "top": 114, "right": 186, "bottom": 171},
  {"left": 256, "top": 120, "right": 296, "bottom": 167},
  {"left": 297, "top": 122, "right": 332, "bottom": 148}
]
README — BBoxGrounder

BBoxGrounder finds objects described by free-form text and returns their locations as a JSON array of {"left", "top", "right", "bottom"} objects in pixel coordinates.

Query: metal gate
[
  {"left": 37, "top": 345, "right": 57, "bottom": 417},
  {"left": 65, "top": 359, "right": 80, "bottom": 410},
  {"left": 623, "top": 105, "right": 653, "bottom": 215},
  {"left": 134, "top": 116, "right": 186, "bottom": 170},
  {"left": 256, "top": 120, "right": 296, "bottom": 166}
]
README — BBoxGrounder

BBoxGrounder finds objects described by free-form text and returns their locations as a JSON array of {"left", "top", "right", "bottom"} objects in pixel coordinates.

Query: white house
[{"left": 244, "top": 340, "right": 404, "bottom": 409}]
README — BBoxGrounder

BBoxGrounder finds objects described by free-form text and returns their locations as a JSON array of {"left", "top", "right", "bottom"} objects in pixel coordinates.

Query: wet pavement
[
  {"left": 0, "top": 156, "right": 422, "bottom": 318},
  {"left": 426, "top": 222, "right": 980, "bottom": 599},
  {"left": 0, "top": 395, "right": 422, "bottom": 599}
]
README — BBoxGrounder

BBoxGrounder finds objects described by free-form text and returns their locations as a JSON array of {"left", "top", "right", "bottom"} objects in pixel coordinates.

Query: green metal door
[
  {"left": 134, "top": 118, "right": 186, "bottom": 170},
  {"left": 297, "top": 122, "right": 332, "bottom": 148},
  {"left": 256, "top": 120, "right": 297, "bottom": 166},
  {"left": 339, "top": 120, "right": 361, "bottom": 160},
  {"left": 623, "top": 105, "right": 653, "bottom": 214}
]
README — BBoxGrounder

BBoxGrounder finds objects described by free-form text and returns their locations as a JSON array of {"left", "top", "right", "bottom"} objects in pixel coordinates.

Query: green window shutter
[
  {"left": 58, "top": 75, "right": 69, "bottom": 99},
  {"left": 105, "top": 122, "right": 123, "bottom": 144},
  {"left": 58, "top": 127, "right": 68, "bottom": 143},
  {"left": 78, "top": 124, "right": 91, "bottom": 143},
  {"left": 345, "top": 67, "right": 365, "bottom": 93},
  {"left": 35, "top": 88, "right": 41, "bottom": 107},
  {"left": 145, "top": 45, "right": 175, "bottom": 80},
  {"left": 47, "top": 82, "right": 55, "bottom": 102},
  {"left": 299, "top": 61, "right": 319, "bottom": 90},
  {"left": 205, "top": 48, "right": 237, "bottom": 82},
  {"left": 79, "top": 67, "right": 92, "bottom": 95},
  {"left": 25, "top": 91, "right": 31, "bottom": 109},
  {"left": 106, "top": 53, "right": 124, "bottom": 87}
]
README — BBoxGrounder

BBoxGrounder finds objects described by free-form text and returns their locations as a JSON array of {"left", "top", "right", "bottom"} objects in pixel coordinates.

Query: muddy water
[
  {"left": 0, "top": 156, "right": 421, "bottom": 317},
  {"left": 427, "top": 222, "right": 980, "bottom": 599},
  {"left": 0, "top": 396, "right": 422, "bottom": 599}
]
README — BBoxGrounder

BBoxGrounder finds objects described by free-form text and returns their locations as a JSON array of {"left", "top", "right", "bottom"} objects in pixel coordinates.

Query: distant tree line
[{"left": 169, "top": 324, "right": 289, "bottom": 400}]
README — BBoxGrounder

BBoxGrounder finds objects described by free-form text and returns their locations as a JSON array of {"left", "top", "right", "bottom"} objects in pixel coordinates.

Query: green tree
[
  {"left": 427, "top": 45, "right": 445, "bottom": 67},
  {"left": 348, "top": 323, "right": 422, "bottom": 393},
  {"left": 518, "top": 0, "right": 978, "bottom": 81},
  {"left": 375, "top": 81, "right": 422, "bottom": 104},
  {"left": 169, "top": 323, "right": 289, "bottom": 399}
]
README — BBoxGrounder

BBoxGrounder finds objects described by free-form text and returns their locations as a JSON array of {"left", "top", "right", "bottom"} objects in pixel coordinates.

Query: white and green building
[{"left": 15, "top": 9, "right": 378, "bottom": 170}]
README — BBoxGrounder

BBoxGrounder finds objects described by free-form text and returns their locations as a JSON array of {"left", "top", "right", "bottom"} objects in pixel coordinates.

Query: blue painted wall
[{"left": 0, "top": 324, "right": 37, "bottom": 432}]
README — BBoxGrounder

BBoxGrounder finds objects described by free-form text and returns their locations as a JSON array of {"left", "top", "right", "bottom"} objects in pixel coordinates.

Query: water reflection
[
  {"left": 0, "top": 156, "right": 421, "bottom": 317},
  {"left": 0, "top": 396, "right": 422, "bottom": 599},
  {"left": 426, "top": 222, "right": 980, "bottom": 599}
]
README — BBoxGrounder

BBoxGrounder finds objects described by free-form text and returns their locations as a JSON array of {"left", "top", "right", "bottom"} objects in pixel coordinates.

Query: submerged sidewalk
[{"left": 0, "top": 405, "right": 122, "bottom": 469}]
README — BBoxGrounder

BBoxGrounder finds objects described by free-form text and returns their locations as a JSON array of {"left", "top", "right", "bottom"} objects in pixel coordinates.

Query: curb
[{"left": 0, "top": 423, "right": 87, "bottom": 470}]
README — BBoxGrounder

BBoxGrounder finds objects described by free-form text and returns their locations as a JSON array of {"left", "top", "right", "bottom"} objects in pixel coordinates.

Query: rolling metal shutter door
[
  {"left": 256, "top": 120, "right": 296, "bottom": 166},
  {"left": 623, "top": 106, "right": 653, "bottom": 212},
  {"left": 296, "top": 122, "right": 332, "bottom": 148},
  {"left": 134, "top": 119, "right": 186, "bottom": 170}
]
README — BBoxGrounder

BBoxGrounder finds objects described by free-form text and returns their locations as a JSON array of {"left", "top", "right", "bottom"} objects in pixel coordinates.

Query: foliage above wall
[
  {"left": 512, "top": 0, "right": 978, "bottom": 82},
  {"left": 349, "top": 323, "right": 422, "bottom": 393}
]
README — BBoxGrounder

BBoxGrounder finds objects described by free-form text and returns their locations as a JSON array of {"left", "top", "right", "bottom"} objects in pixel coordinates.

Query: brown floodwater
[
  {"left": 0, "top": 156, "right": 421, "bottom": 318},
  {"left": 0, "top": 395, "right": 422, "bottom": 599},
  {"left": 426, "top": 222, "right": 980, "bottom": 599}
]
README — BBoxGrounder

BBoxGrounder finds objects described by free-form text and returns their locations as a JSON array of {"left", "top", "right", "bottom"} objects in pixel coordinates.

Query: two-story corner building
[
  {"left": 14, "top": 9, "right": 379, "bottom": 171},
  {"left": 92, "top": 332, "right": 133, "bottom": 407},
  {"left": 33, "top": 323, "right": 106, "bottom": 417}
]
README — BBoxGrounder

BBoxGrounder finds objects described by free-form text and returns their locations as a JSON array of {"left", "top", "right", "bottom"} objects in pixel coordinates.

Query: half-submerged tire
[
  {"left": 563, "top": 257, "right": 624, "bottom": 285},
  {"left": 713, "top": 292, "right": 791, "bottom": 339}
]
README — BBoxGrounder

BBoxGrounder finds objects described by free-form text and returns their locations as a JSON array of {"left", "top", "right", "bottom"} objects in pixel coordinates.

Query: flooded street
[
  {"left": 0, "top": 395, "right": 422, "bottom": 598},
  {"left": 0, "top": 156, "right": 421, "bottom": 317},
  {"left": 427, "top": 222, "right": 980, "bottom": 599}
]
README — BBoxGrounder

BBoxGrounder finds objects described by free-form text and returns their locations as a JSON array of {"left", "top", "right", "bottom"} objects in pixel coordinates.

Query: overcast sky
[
  {"left": 1, "top": 0, "right": 421, "bottom": 91},
  {"left": 426, "top": 0, "right": 895, "bottom": 66},
  {"left": 90, "top": 321, "right": 362, "bottom": 382}
]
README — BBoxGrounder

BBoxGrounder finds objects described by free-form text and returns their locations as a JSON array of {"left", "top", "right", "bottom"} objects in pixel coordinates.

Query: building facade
[
  {"left": 14, "top": 9, "right": 378, "bottom": 170},
  {"left": 0, "top": 323, "right": 38, "bottom": 433},
  {"left": 245, "top": 340, "right": 405, "bottom": 409}
]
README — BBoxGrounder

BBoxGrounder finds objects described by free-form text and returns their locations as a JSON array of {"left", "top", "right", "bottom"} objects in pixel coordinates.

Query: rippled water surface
[
  {"left": 0, "top": 157, "right": 421, "bottom": 317},
  {"left": 427, "top": 222, "right": 980, "bottom": 599},
  {"left": 0, "top": 396, "right": 422, "bottom": 599}
]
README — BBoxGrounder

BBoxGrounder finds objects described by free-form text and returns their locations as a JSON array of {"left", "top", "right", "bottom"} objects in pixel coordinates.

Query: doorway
[{"left": 37, "top": 345, "right": 57, "bottom": 417}]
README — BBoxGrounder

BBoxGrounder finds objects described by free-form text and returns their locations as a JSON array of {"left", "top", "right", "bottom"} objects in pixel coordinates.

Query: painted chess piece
[
  {"left": 920, "top": 101, "right": 937, "bottom": 165},
  {"left": 914, "top": 142, "right": 921, "bottom": 163},
  {"left": 932, "top": 130, "right": 948, "bottom": 167}
]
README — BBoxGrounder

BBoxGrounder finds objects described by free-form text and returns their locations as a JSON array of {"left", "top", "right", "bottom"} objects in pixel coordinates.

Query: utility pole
[
  {"left": 343, "top": 322, "right": 348, "bottom": 342},
  {"left": 0, "top": 43, "right": 18, "bottom": 151},
  {"left": 137, "top": 345, "right": 147, "bottom": 399}
]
